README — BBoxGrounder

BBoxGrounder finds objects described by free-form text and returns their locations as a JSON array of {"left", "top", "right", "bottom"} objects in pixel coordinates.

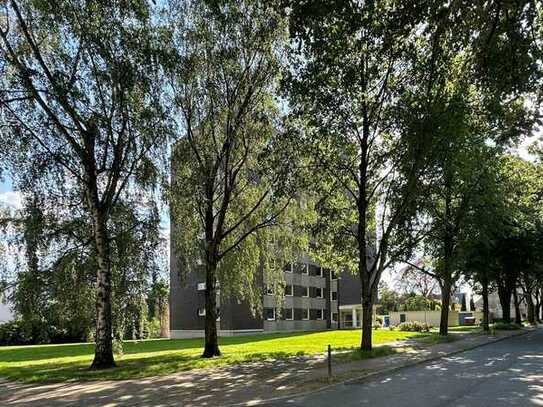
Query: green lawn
[{"left": 0, "top": 329, "right": 428, "bottom": 383}]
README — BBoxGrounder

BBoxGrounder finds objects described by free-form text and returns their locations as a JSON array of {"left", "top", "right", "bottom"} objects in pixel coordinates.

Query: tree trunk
[
  {"left": 357, "top": 53, "right": 372, "bottom": 352},
  {"left": 361, "top": 296, "right": 373, "bottom": 351},
  {"left": 160, "top": 300, "right": 170, "bottom": 338},
  {"left": 513, "top": 290, "right": 521, "bottom": 325},
  {"left": 202, "top": 261, "right": 220, "bottom": 358},
  {"left": 358, "top": 263, "right": 372, "bottom": 350},
  {"left": 481, "top": 276, "right": 490, "bottom": 332},
  {"left": 90, "top": 208, "right": 115, "bottom": 369},
  {"left": 536, "top": 289, "right": 542, "bottom": 323},
  {"left": 497, "top": 285, "right": 511, "bottom": 323},
  {"left": 526, "top": 291, "right": 535, "bottom": 325},
  {"left": 439, "top": 280, "right": 451, "bottom": 336},
  {"left": 439, "top": 185, "right": 454, "bottom": 337},
  {"left": 523, "top": 284, "right": 535, "bottom": 325}
]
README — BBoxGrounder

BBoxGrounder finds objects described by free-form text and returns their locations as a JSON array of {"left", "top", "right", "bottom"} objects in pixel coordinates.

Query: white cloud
[
  {"left": 514, "top": 128, "right": 542, "bottom": 162},
  {"left": 0, "top": 191, "right": 22, "bottom": 210},
  {"left": 0, "top": 301, "right": 13, "bottom": 322}
]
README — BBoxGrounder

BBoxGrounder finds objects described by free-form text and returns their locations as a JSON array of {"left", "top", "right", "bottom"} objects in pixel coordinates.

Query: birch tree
[
  {"left": 168, "top": 0, "right": 307, "bottom": 358},
  {"left": 0, "top": 0, "right": 166, "bottom": 368}
]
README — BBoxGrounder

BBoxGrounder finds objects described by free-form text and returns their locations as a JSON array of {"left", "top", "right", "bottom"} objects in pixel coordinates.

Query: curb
[{"left": 224, "top": 329, "right": 531, "bottom": 407}]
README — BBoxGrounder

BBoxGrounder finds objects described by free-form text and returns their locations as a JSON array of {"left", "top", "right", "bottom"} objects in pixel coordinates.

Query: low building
[{"left": 388, "top": 310, "right": 484, "bottom": 327}]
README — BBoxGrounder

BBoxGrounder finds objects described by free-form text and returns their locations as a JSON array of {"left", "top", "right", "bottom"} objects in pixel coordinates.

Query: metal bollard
[{"left": 327, "top": 344, "right": 332, "bottom": 382}]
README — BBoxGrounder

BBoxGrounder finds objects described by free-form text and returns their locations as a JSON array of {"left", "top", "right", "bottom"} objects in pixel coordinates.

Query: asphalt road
[{"left": 264, "top": 329, "right": 543, "bottom": 407}]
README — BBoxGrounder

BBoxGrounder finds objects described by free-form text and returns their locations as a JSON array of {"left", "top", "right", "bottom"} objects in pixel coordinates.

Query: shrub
[
  {"left": 0, "top": 321, "right": 32, "bottom": 346},
  {"left": 493, "top": 321, "right": 522, "bottom": 330},
  {"left": 113, "top": 338, "right": 124, "bottom": 356},
  {"left": 397, "top": 321, "right": 432, "bottom": 332},
  {"left": 146, "top": 318, "right": 162, "bottom": 338},
  {"left": 0, "top": 319, "right": 90, "bottom": 346}
]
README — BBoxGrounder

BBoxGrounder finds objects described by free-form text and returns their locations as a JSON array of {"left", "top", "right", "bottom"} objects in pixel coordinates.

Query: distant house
[
  {"left": 389, "top": 310, "right": 483, "bottom": 327},
  {"left": 472, "top": 290, "right": 527, "bottom": 320}
]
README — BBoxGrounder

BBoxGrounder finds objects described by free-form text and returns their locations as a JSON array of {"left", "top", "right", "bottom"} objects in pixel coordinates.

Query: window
[
  {"left": 284, "top": 263, "right": 293, "bottom": 273},
  {"left": 265, "top": 308, "right": 276, "bottom": 321},
  {"left": 317, "top": 267, "right": 323, "bottom": 277},
  {"left": 301, "top": 263, "right": 309, "bottom": 275},
  {"left": 332, "top": 291, "right": 338, "bottom": 301},
  {"left": 302, "top": 308, "right": 309, "bottom": 320},
  {"left": 284, "top": 308, "right": 293, "bottom": 320},
  {"left": 302, "top": 286, "right": 309, "bottom": 297},
  {"left": 199, "top": 281, "right": 220, "bottom": 290},
  {"left": 316, "top": 309, "right": 324, "bottom": 320},
  {"left": 332, "top": 312, "right": 338, "bottom": 323},
  {"left": 316, "top": 287, "right": 323, "bottom": 298},
  {"left": 285, "top": 284, "right": 293, "bottom": 296},
  {"left": 400, "top": 313, "right": 406, "bottom": 323},
  {"left": 308, "top": 264, "right": 320, "bottom": 276},
  {"left": 197, "top": 308, "right": 206, "bottom": 317},
  {"left": 331, "top": 269, "right": 338, "bottom": 280}
]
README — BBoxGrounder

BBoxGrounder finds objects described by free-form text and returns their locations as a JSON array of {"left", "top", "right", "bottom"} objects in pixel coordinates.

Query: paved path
[{"left": 264, "top": 329, "right": 543, "bottom": 407}]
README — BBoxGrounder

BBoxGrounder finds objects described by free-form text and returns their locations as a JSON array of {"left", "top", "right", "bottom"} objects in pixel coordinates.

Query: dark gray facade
[{"left": 170, "top": 246, "right": 366, "bottom": 338}]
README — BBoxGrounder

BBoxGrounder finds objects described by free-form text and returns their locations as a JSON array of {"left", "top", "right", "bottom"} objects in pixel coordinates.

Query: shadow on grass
[
  {"left": 0, "top": 331, "right": 318, "bottom": 364},
  {"left": 0, "top": 343, "right": 96, "bottom": 363},
  {"left": 3, "top": 342, "right": 405, "bottom": 383},
  {"left": 0, "top": 349, "right": 317, "bottom": 383},
  {"left": 334, "top": 346, "right": 398, "bottom": 362},
  {"left": 0, "top": 330, "right": 426, "bottom": 383}
]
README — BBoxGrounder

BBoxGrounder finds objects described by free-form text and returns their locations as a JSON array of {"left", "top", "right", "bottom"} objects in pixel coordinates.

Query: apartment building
[{"left": 169, "top": 252, "right": 368, "bottom": 338}]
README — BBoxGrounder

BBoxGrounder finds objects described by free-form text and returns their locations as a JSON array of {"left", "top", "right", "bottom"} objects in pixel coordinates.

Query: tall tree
[
  {"left": 168, "top": 0, "right": 306, "bottom": 357},
  {"left": 462, "top": 149, "right": 507, "bottom": 331},
  {"left": 396, "top": 262, "right": 439, "bottom": 299},
  {"left": 497, "top": 157, "right": 543, "bottom": 324},
  {"left": 465, "top": 241, "right": 498, "bottom": 331},
  {"left": 0, "top": 0, "right": 166, "bottom": 368},
  {"left": 410, "top": 57, "right": 504, "bottom": 335},
  {"left": 286, "top": 0, "right": 433, "bottom": 351},
  {"left": 0, "top": 180, "right": 165, "bottom": 345},
  {"left": 401, "top": 0, "right": 541, "bottom": 335}
]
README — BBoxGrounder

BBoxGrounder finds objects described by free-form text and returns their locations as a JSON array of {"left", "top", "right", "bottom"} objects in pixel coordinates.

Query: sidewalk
[{"left": 0, "top": 329, "right": 529, "bottom": 407}]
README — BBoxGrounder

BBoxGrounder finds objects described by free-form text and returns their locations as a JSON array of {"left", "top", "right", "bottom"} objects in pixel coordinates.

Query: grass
[
  {"left": 0, "top": 329, "right": 428, "bottom": 383},
  {"left": 334, "top": 345, "right": 400, "bottom": 362},
  {"left": 415, "top": 333, "right": 457, "bottom": 345},
  {"left": 492, "top": 321, "right": 522, "bottom": 330}
]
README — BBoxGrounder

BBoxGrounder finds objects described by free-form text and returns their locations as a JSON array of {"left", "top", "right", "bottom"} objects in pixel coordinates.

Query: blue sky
[
  {"left": 0, "top": 179, "right": 11, "bottom": 193},
  {"left": 0, "top": 178, "right": 20, "bottom": 209}
]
